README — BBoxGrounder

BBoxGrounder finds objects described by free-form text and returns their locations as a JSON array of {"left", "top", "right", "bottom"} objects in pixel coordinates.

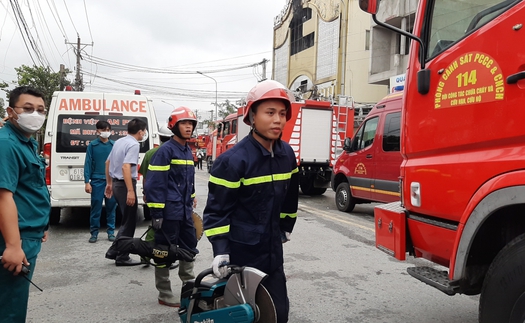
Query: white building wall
[
  {"left": 274, "top": 41, "right": 289, "bottom": 86},
  {"left": 316, "top": 18, "right": 339, "bottom": 80}
]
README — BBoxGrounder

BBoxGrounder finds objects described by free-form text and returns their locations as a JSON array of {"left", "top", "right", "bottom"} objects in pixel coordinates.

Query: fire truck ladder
[{"left": 332, "top": 96, "right": 353, "bottom": 160}]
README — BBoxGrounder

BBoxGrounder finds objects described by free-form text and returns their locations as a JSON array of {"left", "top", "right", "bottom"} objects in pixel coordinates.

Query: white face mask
[
  {"left": 138, "top": 130, "right": 148, "bottom": 143},
  {"left": 14, "top": 110, "right": 46, "bottom": 133},
  {"left": 99, "top": 131, "right": 111, "bottom": 139}
]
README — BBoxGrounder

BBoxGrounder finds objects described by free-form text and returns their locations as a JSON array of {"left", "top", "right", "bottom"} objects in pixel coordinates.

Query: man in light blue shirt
[{"left": 104, "top": 118, "right": 148, "bottom": 266}]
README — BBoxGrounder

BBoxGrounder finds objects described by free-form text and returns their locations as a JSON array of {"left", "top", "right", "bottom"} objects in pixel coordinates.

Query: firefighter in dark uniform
[
  {"left": 145, "top": 106, "right": 198, "bottom": 307},
  {"left": 203, "top": 80, "right": 299, "bottom": 323}
]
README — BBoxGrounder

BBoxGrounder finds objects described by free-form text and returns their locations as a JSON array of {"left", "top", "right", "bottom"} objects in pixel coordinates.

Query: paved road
[{"left": 25, "top": 169, "right": 479, "bottom": 322}]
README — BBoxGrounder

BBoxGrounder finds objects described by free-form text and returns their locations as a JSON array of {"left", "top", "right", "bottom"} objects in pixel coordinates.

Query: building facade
[
  {"left": 367, "top": 0, "right": 418, "bottom": 89},
  {"left": 273, "top": 0, "right": 387, "bottom": 108}
]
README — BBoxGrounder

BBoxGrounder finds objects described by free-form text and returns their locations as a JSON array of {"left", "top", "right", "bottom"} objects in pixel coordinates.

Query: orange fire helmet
[
  {"left": 242, "top": 80, "right": 295, "bottom": 126},
  {"left": 167, "top": 106, "right": 197, "bottom": 130}
]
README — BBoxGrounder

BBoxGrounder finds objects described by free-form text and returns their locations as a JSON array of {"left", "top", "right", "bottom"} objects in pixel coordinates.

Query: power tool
[{"left": 179, "top": 265, "right": 277, "bottom": 323}]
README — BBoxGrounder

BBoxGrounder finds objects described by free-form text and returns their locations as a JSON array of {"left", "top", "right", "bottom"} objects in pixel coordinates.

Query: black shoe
[
  {"left": 115, "top": 258, "right": 142, "bottom": 266},
  {"left": 105, "top": 248, "right": 118, "bottom": 260}
]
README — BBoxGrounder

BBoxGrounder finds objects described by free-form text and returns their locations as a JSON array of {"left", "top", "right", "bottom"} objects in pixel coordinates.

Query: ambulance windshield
[{"left": 55, "top": 115, "right": 150, "bottom": 153}]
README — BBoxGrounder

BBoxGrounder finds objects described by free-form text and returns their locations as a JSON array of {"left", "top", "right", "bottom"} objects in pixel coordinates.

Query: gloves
[
  {"left": 281, "top": 231, "right": 291, "bottom": 243},
  {"left": 151, "top": 217, "right": 163, "bottom": 230},
  {"left": 211, "top": 254, "right": 230, "bottom": 279}
]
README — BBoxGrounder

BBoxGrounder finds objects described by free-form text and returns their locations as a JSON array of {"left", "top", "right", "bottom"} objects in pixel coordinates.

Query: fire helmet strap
[
  {"left": 251, "top": 127, "right": 272, "bottom": 142},
  {"left": 172, "top": 122, "right": 183, "bottom": 139}
]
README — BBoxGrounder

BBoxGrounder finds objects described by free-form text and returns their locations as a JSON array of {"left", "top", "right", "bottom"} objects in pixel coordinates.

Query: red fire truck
[
  {"left": 361, "top": 0, "right": 525, "bottom": 321},
  {"left": 205, "top": 99, "right": 354, "bottom": 195}
]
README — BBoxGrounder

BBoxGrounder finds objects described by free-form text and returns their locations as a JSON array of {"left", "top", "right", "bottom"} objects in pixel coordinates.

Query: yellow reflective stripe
[
  {"left": 147, "top": 202, "right": 165, "bottom": 208},
  {"left": 205, "top": 225, "right": 230, "bottom": 237},
  {"left": 209, "top": 175, "right": 241, "bottom": 189},
  {"left": 280, "top": 212, "right": 297, "bottom": 219},
  {"left": 148, "top": 165, "right": 170, "bottom": 171},
  {"left": 171, "top": 159, "right": 194, "bottom": 165},
  {"left": 210, "top": 169, "right": 297, "bottom": 188},
  {"left": 191, "top": 193, "right": 196, "bottom": 198},
  {"left": 242, "top": 175, "right": 272, "bottom": 186},
  {"left": 242, "top": 170, "right": 296, "bottom": 186}
]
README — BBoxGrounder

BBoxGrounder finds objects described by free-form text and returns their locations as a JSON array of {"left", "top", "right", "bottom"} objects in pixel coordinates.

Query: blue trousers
[
  {"left": 89, "top": 178, "right": 117, "bottom": 236},
  {"left": 0, "top": 238, "right": 41, "bottom": 323},
  {"left": 261, "top": 266, "right": 289, "bottom": 323}
]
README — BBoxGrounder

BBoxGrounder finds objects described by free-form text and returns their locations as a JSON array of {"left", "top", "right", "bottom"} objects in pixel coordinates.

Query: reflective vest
[
  {"left": 145, "top": 139, "right": 195, "bottom": 221},
  {"left": 203, "top": 134, "right": 299, "bottom": 274}
]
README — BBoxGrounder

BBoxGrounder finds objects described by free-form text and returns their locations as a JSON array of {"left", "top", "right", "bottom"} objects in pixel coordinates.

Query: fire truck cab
[
  {"left": 361, "top": 0, "right": 525, "bottom": 321},
  {"left": 331, "top": 92, "right": 403, "bottom": 212}
]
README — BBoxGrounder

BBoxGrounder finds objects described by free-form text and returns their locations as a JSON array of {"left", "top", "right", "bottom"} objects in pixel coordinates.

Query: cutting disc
[
  {"left": 253, "top": 285, "right": 277, "bottom": 323},
  {"left": 192, "top": 211, "right": 203, "bottom": 241}
]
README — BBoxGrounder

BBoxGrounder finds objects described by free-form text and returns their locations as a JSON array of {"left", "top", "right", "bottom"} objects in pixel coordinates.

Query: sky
[{"left": 0, "top": 0, "right": 289, "bottom": 123}]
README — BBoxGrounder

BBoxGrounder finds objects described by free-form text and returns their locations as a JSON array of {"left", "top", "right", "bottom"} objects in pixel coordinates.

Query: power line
[
  {"left": 61, "top": 0, "right": 77, "bottom": 35},
  {"left": 82, "top": 0, "right": 93, "bottom": 42}
]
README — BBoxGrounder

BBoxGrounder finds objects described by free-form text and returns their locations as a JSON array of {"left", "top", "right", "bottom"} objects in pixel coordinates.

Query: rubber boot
[
  {"left": 178, "top": 260, "right": 195, "bottom": 283},
  {"left": 155, "top": 267, "right": 179, "bottom": 307}
]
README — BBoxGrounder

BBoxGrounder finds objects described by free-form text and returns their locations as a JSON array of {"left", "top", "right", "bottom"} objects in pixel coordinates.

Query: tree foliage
[
  {"left": 0, "top": 65, "right": 72, "bottom": 107},
  {"left": 0, "top": 98, "right": 5, "bottom": 119},
  {"left": 217, "top": 99, "right": 238, "bottom": 119},
  {"left": 201, "top": 99, "right": 240, "bottom": 130}
]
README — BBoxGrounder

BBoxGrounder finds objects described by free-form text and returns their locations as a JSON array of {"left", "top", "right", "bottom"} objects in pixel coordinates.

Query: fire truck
[
  {"left": 205, "top": 99, "right": 354, "bottom": 195},
  {"left": 360, "top": 0, "right": 525, "bottom": 321}
]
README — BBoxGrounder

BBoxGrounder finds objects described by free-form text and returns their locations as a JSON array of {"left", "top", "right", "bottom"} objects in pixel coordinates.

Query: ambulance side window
[
  {"left": 382, "top": 112, "right": 401, "bottom": 152},
  {"left": 354, "top": 116, "right": 379, "bottom": 151}
]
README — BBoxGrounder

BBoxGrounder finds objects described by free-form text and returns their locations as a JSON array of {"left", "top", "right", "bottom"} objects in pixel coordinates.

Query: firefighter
[
  {"left": 145, "top": 107, "right": 199, "bottom": 307},
  {"left": 203, "top": 80, "right": 299, "bottom": 323}
]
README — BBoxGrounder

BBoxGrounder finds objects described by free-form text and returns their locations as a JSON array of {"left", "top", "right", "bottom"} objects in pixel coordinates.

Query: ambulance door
[
  {"left": 50, "top": 92, "right": 105, "bottom": 205},
  {"left": 346, "top": 116, "right": 379, "bottom": 200}
]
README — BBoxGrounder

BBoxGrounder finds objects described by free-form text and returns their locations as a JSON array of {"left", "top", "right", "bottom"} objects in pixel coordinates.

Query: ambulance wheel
[
  {"left": 49, "top": 207, "right": 61, "bottom": 225},
  {"left": 479, "top": 233, "right": 525, "bottom": 323},
  {"left": 335, "top": 182, "right": 355, "bottom": 212}
]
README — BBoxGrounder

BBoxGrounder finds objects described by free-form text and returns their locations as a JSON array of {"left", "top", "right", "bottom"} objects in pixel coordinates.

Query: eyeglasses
[{"left": 13, "top": 106, "right": 47, "bottom": 116}]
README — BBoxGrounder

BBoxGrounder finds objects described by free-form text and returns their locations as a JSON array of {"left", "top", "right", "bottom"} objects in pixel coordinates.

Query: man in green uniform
[{"left": 0, "top": 86, "right": 50, "bottom": 322}]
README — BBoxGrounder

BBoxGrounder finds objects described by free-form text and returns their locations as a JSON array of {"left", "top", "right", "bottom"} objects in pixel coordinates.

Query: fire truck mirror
[
  {"left": 417, "top": 69, "right": 431, "bottom": 95},
  {"left": 343, "top": 137, "right": 352, "bottom": 152}
]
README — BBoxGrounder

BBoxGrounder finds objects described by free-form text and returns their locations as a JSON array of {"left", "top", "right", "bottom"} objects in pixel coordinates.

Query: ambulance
[{"left": 43, "top": 89, "right": 160, "bottom": 224}]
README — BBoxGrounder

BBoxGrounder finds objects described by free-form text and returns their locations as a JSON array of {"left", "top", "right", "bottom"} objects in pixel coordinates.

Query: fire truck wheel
[
  {"left": 479, "top": 233, "right": 525, "bottom": 323},
  {"left": 299, "top": 176, "right": 327, "bottom": 196},
  {"left": 335, "top": 182, "right": 356, "bottom": 212}
]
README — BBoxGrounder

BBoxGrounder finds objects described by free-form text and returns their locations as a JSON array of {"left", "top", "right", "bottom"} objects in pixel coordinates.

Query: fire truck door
[
  {"left": 347, "top": 116, "right": 379, "bottom": 200},
  {"left": 371, "top": 111, "right": 402, "bottom": 203}
]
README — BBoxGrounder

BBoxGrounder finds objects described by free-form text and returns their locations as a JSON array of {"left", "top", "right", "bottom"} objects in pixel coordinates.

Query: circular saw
[{"left": 179, "top": 266, "right": 277, "bottom": 323}]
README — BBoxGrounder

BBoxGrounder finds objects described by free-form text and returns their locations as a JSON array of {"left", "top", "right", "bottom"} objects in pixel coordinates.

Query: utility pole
[
  {"left": 65, "top": 34, "right": 93, "bottom": 91},
  {"left": 59, "top": 64, "right": 66, "bottom": 91},
  {"left": 261, "top": 59, "right": 268, "bottom": 81}
]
